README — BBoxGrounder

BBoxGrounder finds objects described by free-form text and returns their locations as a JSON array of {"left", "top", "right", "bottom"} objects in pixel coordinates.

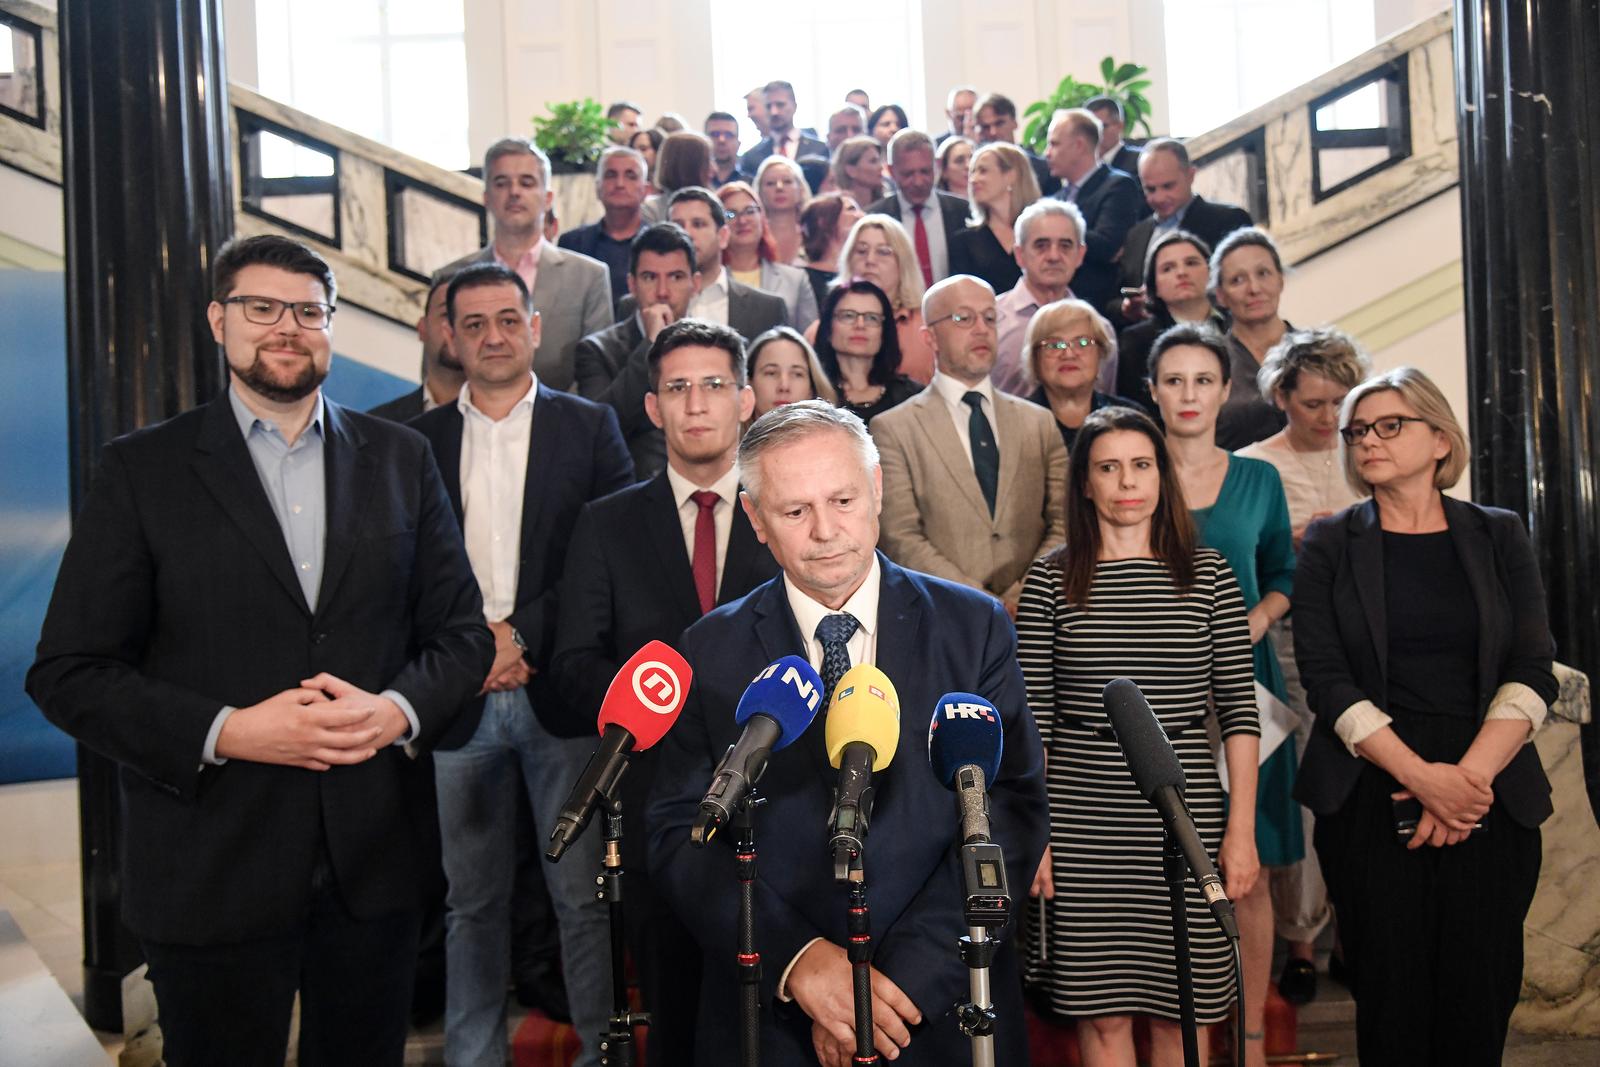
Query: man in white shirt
[
  {"left": 667, "top": 186, "right": 788, "bottom": 342},
  {"left": 867, "top": 129, "right": 970, "bottom": 287},
  {"left": 992, "top": 199, "right": 1091, "bottom": 396},
  {"left": 408, "top": 263, "right": 635, "bottom": 1067}
]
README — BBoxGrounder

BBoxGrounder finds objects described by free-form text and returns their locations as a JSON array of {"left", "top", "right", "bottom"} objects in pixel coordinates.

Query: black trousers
[
  {"left": 142, "top": 879, "right": 421, "bottom": 1067},
  {"left": 1315, "top": 744, "right": 1541, "bottom": 1067}
]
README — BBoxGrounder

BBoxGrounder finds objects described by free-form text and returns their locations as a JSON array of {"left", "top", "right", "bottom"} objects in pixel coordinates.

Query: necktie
[
  {"left": 964, "top": 391, "right": 999, "bottom": 517},
  {"left": 816, "top": 613, "right": 860, "bottom": 707},
  {"left": 776, "top": 137, "right": 788, "bottom": 158},
  {"left": 1062, "top": 181, "right": 1078, "bottom": 203},
  {"left": 690, "top": 490, "right": 720, "bottom": 614},
  {"left": 912, "top": 204, "right": 934, "bottom": 287}
]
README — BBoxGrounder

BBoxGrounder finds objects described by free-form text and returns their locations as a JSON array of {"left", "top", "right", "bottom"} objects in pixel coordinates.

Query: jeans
[{"left": 435, "top": 688, "right": 610, "bottom": 1067}]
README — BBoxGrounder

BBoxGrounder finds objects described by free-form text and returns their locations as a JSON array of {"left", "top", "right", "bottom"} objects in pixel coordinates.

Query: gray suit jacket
[
  {"left": 436, "top": 241, "right": 614, "bottom": 391},
  {"left": 872, "top": 384, "right": 1067, "bottom": 603},
  {"left": 757, "top": 260, "right": 819, "bottom": 333},
  {"left": 573, "top": 315, "right": 661, "bottom": 479}
]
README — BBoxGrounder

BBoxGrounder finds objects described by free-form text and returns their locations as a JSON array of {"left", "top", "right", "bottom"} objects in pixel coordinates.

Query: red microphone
[{"left": 546, "top": 640, "right": 692, "bottom": 861}]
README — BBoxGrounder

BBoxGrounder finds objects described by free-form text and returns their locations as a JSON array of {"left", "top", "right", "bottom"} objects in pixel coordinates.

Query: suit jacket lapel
[
  {"left": 314, "top": 401, "right": 376, "bottom": 614},
  {"left": 516, "top": 385, "right": 560, "bottom": 585},
  {"left": 642, "top": 472, "right": 702, "bottom": 618},
  {"left": 912, "top": 391, "right": 991, "bottom": 521},
  {"left": 720, "top": 493, "right": 766, "bottom": 607},
  {"left": 750, "top": 576, "right": 833, "bottom": 781},
  {"left": 990, "top": 393, "right": 1020, "bottom": 519},
  {"left": 1444, "top": 497, "right": 1502, "bottom": 708},
  {"left": 432, "top": 404, "right": 466, "bottom": 519},
  {"left": 191, "top": 394, "right": 310, "bottom": 613},
  {"left": 1348, "top": 499, "right": 1388, "bottom": 680}
]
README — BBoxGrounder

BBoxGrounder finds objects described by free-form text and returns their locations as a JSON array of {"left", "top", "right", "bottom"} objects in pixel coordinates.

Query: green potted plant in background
[
  {"left": 1022, "top": 57, "right": 1154, "bottom": 154},
  {"left": 532, "top": 97, "right": 613, "bottom": 174}
]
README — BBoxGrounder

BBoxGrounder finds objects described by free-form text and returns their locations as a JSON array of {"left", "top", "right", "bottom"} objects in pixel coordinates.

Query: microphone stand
[
  {"left": 734, "top": 793, "right": 765, "bottom": 1067},
  {"left": 953, "top": 842, "right": 1009, "bottom": 1067},
  {"left": 1164, "top": 830, "right": 1200, "bottom": 1067},
  {"left": 596, "top": 797, "right": 648, "bottom": 1067},
  {"left": 840, "top": 852, "right": 879, "bottom": 1065}
]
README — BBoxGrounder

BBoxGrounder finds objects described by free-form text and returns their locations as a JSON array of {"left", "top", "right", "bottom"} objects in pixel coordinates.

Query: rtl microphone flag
[{"left": 824, "top": 664, "right": 900, "bottom": 770}]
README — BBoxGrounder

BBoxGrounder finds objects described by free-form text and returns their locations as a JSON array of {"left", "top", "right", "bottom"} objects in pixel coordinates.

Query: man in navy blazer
[
  {"left": 647, "top": 401, "right": 1047, "bottom": 1066},
  {"left": 409, "top": 263, "right": 634, "bottom": 1067},
  {"left": 1045, "top": 108, "right": 1142, "bottom": 315},
  {"left": 740, "top": 80, "right": 829, "bottom": 178}
]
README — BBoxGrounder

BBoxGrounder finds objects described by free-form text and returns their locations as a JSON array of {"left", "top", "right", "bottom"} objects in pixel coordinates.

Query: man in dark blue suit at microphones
[{"left": 647, "top": 400, "right": 1047, "bottom": 1066}]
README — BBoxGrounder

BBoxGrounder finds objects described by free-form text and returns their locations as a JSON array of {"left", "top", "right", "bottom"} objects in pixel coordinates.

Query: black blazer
[
  {"left": 1115, "top": 195, "right": 1256, "bottom": 309},
  {"left": 1054, "top": 164, "right": 1143, "bottom": 314},
  {"left": 26, "top": 394, "right": 493, "bottom": 944},
  {"left": 646, "top": 555, "right": 1047, "bottom": 1065},
  {"left": 947, "top": 224, "right": 1021, "bottom": 294},
  {"left": 368, "top": 385, "right": 425, "bottom": 423},
  {"left": 410, "top": 385, "right": 636, "bottom": 741},
  {"left": 573, "top": 315, "right": 663, "bottom": 479},
  {"left": 740, "top": 134, "right": 830, "bottom": 176},
  {"left": 1292, "top": 497, "right": 1558, "bottom": 827},
  {"left": 866, "top": 190, "right": 971, "bottom": 248}
]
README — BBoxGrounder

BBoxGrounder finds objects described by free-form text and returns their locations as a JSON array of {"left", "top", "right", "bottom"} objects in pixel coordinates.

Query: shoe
[
  {"left": 514, "top": 968, "right": 573, "bottom": 1024},
  {"left": 1277, "top": 958, "right": 1317, "bottom": 1005}
]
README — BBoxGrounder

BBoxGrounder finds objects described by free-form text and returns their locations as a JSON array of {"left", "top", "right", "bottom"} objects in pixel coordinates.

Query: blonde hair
[
  {"left": 1340, "top": 366, "right": 1469, "bottom": 494},
  {"left": 831, "top": 135, "right": 883, "bottom": 193},
  {"left": 1258, "top": 326, "right": 1371, "bottom": 407},
  {"left": 754, "top": 155, "right": 812, "bottom": 214},
  {"left": 966, "top": 142, "right": 1040, "bottom": 227},
  {"left": 1022, "top": 298, "right": 1118, "bottom": 389},
  {"left": 836, "top": 214, "right": 925, "bottom": 311}
]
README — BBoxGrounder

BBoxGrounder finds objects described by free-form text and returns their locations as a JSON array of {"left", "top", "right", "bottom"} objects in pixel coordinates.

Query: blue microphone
[
  {"left": 692, "top": 656, "right": 825, "bottom": 845},
  {"left": 928, "top": 692, "right": 1005, "bottom": 845}
]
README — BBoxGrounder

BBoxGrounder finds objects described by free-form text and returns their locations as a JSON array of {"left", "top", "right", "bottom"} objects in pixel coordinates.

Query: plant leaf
[{"left": 1101, "top": 56, "right": 1115, "bottom": 81}]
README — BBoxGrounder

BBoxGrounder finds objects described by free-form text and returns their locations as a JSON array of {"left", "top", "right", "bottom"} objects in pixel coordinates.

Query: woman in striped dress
[{"left": 1018, "top": 405, "right": 1261, "bottom": 1065}]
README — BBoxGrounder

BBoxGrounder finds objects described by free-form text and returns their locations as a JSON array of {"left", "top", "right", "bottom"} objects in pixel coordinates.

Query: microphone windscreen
[
  {"left": 596, "top": 640, "right": 693, "bottom": 750},
  {"left": 825, "top": 664, "right": 900, "bottom": 770},
  {"left": 1102, "top": 677, "right": 1185, "bottom": 800},
  {"left": 927, "top": 692, "right": 1003, "bottom": 789},
  {"left": 735, "top": 655, "right": 825, "bottom": 751}
]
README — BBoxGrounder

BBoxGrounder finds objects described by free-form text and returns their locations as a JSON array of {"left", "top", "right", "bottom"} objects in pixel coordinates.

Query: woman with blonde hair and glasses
[
  {"left": 803, "top": 214, "right": 935, "bottom": 384},
  {"left": 1293, "top": 367, "right": 1554, "bottom": 1065},
  {"left": 949, "top": 141, "right": 1039, "bottom": 294},
  {"left": 1022, "top": 298, "right": 1143, "bottom": 449},
  {"left": 754, "top": 155, "right": 811, "bottom": 265}
]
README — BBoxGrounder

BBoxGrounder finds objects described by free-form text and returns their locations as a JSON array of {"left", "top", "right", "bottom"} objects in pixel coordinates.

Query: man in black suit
[
  {"left": 706, "top": 111, "right": 745, "bottom": 187},
  {"left": 552, "top": 319, "right": 779, "bottom": 1065},
  {"left": 409, "top": 263, "right": 635, "bottom": 1067},
  {"left": 368, "top": 273, "right": 462, "bottom": 422},
  {"left": 1086, "top": 95, "right": 1147, "bottom": 214},
  {"left": 824, "top": 103, "right": 867, "bottom": 153},
  {"left": 668, "top": 186, "right": 789, "bottom": 341},
  {"left": 974, "top": 91, "right": 1060, "bottom": 196},
  {"left": 558, "top": 145, "right": 648, "bottom": 319},
  {"left": 867, "top": 128, "right": 969, "bottom": 286},
  {"left": 27, "top": 235, "right": 493, "bottom": 1066},
  {"left": 646, "top": 401, "right": 1047, "bottom": 1066},
  {"left": 1045, "top": 108, "right": 1142, "bottom": 315},
  {"left": 741, "top": 80, "right": 829, "bottom": 177},
  {"left": 1115, "top": 137, "right": 1254, "bottom": 321}
]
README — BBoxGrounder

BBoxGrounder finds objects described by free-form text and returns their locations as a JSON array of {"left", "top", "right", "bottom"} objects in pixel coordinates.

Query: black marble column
[
  {"left": 59, "top": 0, "right": 233, "bottom": 1031},
  {"left": 1455, "top": 0, "right": 1600, "bottom": 827}
]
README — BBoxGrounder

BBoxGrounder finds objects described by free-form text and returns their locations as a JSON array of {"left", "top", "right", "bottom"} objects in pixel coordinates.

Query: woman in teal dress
[{"left": 1147, "top": 321, "right": 1297, "bottom": 1067}]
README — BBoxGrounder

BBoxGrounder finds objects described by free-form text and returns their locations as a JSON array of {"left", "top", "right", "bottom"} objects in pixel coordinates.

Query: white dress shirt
[
  {"left": 459, "top": 375, "right": 537, "bottom": 622},
  {"left": 688, "top": 264, "right": 731, "bottom": 325},
  {"left": 929, "top": 371, "right": 996, "bottom": 473},
  {"left": 664, "top": 463, "right": 742, "bottom": 598},
  {"left": 897, "top": 191, "right": 949, "bottom": 281}
]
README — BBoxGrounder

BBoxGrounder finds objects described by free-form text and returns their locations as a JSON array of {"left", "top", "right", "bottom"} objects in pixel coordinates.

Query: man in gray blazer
[
  {"left": 436, "top": 137, "right": 613, "bottom": 391},
  {"left": 872, "top": 275, "right": 1067, "bottom": 615}
]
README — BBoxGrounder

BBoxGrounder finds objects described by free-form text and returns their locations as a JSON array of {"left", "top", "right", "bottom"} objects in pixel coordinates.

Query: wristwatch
[{"left": 509, "top": 626, "right": 528, "bottom": 653}]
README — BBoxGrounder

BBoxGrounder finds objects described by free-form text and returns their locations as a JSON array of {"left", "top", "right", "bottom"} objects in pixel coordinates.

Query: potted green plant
[
  {"left": 532, "top": 97, "right": 613, "bottom": 174},
  {"left": 1022, "top": 57, "right": 1154, "bottom": 154}
]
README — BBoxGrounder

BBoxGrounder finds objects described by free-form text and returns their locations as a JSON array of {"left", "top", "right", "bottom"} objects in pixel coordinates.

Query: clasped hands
[
  {"left": 787, "top": 939, "right": 922, "bottom": 1066},
  {"left": 214, "top": 672, "right": 409, "bottom": 770},
  {"left": 1394, "top": 759, "right": 1493, "bottom": 850}
]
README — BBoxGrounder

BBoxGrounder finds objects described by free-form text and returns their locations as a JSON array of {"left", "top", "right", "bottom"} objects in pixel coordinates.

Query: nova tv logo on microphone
[{"left": 632, "top": 661, "right": 682, "bottom": 714}]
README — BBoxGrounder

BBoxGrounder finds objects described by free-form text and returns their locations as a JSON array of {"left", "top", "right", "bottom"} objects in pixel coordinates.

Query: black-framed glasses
[
  {"left": 927, "top": 308, "right": 999, "bottom": 330},
  {"left": 658, "top": 375, "right": 735, "bottom": 396},
  {"left": 833, "top": 309, "right": 885, "bottom": 327},
  {"left": 222, "top": 295, "right": 335, "bottom": 330},
  {"left": 1339, "top": 415, "right": 1429, "bottom": 445},
  {"left": 1033, "top": 336, "right": 1103, "bottom": 357}
]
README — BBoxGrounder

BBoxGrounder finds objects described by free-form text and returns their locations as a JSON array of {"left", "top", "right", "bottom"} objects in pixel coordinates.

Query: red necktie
[
  {"left": 912, "top": 204, "right": 934, "bottom": 287},
  {"left": 776, "top": 137, "right": 788, "bottom": 158},
  {"left": 691, "top": 490, "right": 720, "bottom": 614}
]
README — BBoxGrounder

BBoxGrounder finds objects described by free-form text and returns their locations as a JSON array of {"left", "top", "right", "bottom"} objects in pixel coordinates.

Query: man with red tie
[
  {"left": 741, "top": 80, "right": 828, "bottom": 176},
  {"left": 867, "top": 129, "right": 971, "bottom": 288},
  {"left": 552, "top": 318, "right": 780, "bottom": 1065}
]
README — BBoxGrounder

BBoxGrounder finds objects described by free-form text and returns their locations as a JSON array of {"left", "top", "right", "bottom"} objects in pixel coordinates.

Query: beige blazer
[{"left": 872, "top": 385, "right": 1067, "bottom": 603}]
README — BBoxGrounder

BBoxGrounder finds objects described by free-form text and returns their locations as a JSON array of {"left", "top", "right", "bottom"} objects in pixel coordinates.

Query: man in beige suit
[{"left": 872, "top": 275, "right": 1067, "bottom": 615}]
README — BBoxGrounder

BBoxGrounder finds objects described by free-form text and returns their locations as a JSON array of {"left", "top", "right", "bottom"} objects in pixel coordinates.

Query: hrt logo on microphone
[
  {"left": 942, "top": 701, "right": 997, "bottom": 723},
  {"left": 632, "top": 661, "right": 682, "bottom": 715},
  {"left": 752, "top": 661, "right": 821, "bottom": 712}
]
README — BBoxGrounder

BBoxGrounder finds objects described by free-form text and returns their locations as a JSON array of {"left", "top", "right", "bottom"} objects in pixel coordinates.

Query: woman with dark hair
[
  {"left": 868, "top": 103, "right": 909, "bottom": 147},
  {"left": 1294, "top": 367, "right": 1554, "bottom": 1065},
  {"left": 1018, "top": 404, "right": 1260, "bottom": 1065},
  {"left": 798, "top": 192, "right": 864, "bottom": 310},
  {"left": 1212, "top": 227, "right": 1293, "bottom": 449},
  {"left": 719, "top": 181, "right": 820, "bottom": 331},
  {"left": 745, "top": 325, "right": 838, "bottom": 419},
  {"left": 811, "top": 279, "right": 921, "bottom": 422},
  {"left": 629, "top": 127, "right": 665, "bottom": 187},
  {"left": 640, "top": 130, "right": 713, "bottom": 223},
  {"left": 1116, "top": 229, "right": 1227, "bottom": 405},
  {"left": 1148, "top": 322, "right": 1296, "bottom": 1067}
]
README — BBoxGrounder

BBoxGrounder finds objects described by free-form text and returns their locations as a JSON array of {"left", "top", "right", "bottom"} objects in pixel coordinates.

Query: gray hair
[
  {"left": 595, "top": 144, "right": 647, "bottom": 183},
  {"left": 1014, "top": 197, "right": 1085, "bottom": 247},
  {"left": 484, "top": 137, "right": 549, "bottom": 183},
  {"left": 738, "top": 400, "right": 879, "bottom": 504},
  {"left": 887, "top": 127, "right": 935, "bottom": 165}
]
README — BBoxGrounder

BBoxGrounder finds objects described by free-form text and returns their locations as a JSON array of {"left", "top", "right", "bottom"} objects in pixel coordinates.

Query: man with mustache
[
  {"left": 871, "top": 274, "right": 1067, "bottom": 619},
  {"left": 27, "top": 234, "right": 494, "bottom": 1066}
]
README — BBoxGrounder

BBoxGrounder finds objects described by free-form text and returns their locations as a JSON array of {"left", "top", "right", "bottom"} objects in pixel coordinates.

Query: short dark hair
[
  {"left": 213, "top": 234, "right": 336, "bottom": 303},
  {"left": 646, "top": 318, "right": 749, "bottom": 390},
  {"left": 813, "top": 280, "right": 901, "bottom": 389},
  {"left": 976, "top": 92, "right": 1017, "bottom": 119},
  {"left": 630, "top": 222, "right": 698, "bottom": 275},
  {"left": 667, "top": 185, "right": 727, "bottom": 230},
  {"left": 1084, "top": 95, "right": 1124, "bottom": 123},
  {"left": 1142, "top": 229, "right": 1214, "bottom": 321},
  {"left": 705, "top": 110, "right": 738, "bottom": 128},
  {"left": 1147, "top": 321, "right": 1232, "bottom": 384},
  {"left": 867, "top": 104, "right": 908, "bottom": 136},
  {"left": 607, "top": 100, "right": 641, "bottom": 120},
  {"left": 800, "top": 192, "right": 849, "bottom": 261},
  {"left": 764, "top": 79, "right": 797, "bottom": 101},
  {"left": 445, "top": 263, "right": 530, "bottom": 324}
]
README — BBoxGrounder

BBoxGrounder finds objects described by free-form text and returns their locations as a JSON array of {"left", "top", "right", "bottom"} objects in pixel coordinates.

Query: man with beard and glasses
[
  {"left": 369, "top": 273, "right": 463, "bottom": 422},
  {"left": 27, "top": 234, "right": 494, "bottom": 1067}
]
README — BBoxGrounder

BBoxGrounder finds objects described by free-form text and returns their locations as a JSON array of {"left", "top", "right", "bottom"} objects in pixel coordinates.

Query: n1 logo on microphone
[
  {"left": 632, "top": 661, "right": 682, "bottom": 715},
  {"left": 752, "top": 660, "right": 821, "bottom": 712},
  {"left": 941, "top": 701, "right": 997, "bottom": 723}
]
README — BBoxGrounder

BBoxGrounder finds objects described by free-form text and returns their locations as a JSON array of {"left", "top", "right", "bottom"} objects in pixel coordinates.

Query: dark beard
[
  {"left": 234, "top": 346, "right": 326, "bottom": 403},
  {"left": 433, "top": 342, "right": 463, "bottom": 373}
]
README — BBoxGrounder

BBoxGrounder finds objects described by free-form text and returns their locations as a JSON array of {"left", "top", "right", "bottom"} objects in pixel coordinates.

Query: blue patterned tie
[{"left": 815, "top": 613, "right": 859, "bottom": 707}]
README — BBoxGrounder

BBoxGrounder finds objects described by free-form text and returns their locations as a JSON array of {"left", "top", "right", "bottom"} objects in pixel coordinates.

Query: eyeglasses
[
  {"left": 833, "top": 309, "right": 885, "bottom": 327},
  {"left": 658, "top": 376, "right": 735, "bottom": 396},
  {"left": 728, "top": 205, "right": 762, "bottom": 220},
  {"left": 1033, "top": 336, "right": 1102, "bottom": 357},
  {"left": 928, "top": 308, "right": 999, "bottom": 330},
  {"left": 222, "top": 295, "right": 335, "bottom": 330},
  {"left": 1339, "top": 415, "right": 1429, "bottom": 445}
]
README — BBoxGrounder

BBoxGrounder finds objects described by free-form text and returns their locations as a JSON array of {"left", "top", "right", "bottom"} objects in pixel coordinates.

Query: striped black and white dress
[{"left": 1015, "top": 550, "right": 1259, "bottom": 1022}]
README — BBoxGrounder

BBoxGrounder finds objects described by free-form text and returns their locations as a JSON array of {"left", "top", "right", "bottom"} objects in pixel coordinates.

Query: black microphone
[{"left": 1103, "top": 677, "right": 1239, "bottom": 940}]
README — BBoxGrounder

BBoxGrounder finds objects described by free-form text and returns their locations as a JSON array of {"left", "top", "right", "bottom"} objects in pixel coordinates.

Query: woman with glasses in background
[
  {"left": 811, "top": 279, "right": 921, "bottom": 423},
  {"left": 1022, "top": 298, "right": 1143, "bottom": 450},
  {"left": 754, "top": 155, "right": 811, "bottom": 265},
  {"left": 805, "top": 214, "right": 935, "bottom": 384},
  {"left": 718, "top": 181, "right": 819, "bottom": 332},
  {"left": 1292, "top": 367, "right": 1554, "bottom": 1065}
]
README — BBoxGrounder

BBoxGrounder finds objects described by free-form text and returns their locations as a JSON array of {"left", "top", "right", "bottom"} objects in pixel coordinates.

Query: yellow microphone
[{"left": 824, "top": 664, "right": 900, "bottom": 879}]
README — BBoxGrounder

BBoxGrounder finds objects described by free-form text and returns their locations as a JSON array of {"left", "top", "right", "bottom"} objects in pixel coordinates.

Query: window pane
[
  {"left": 387, "top": 0, "right": 462, "bottom": 35},
  {"left": 389, "top": 40, "right": 469, "bottom": 170}
]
